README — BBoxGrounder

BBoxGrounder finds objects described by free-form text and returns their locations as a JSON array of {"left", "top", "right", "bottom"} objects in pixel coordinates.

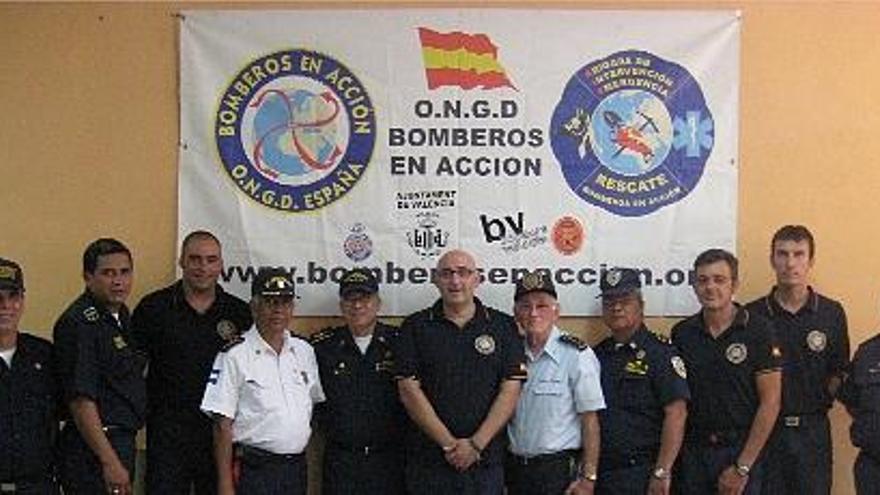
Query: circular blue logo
[
  {"left": 215, "top": 50, "right": 375, "bottom": 212},
  {"left": 550, "top": 50, "right": 713, "bottom": 217}
]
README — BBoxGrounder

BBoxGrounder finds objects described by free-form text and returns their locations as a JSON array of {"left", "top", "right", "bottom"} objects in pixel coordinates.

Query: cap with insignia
[
  {"left": 514, "top": 270, "right": 557, "bottom": 301},
  {"left": 339, "top": 267, "right": 379, "bottom": 298},
  {"left": 598, "top": 268, "right": 641, "bottom": 299},
  {"left": 252, "top": 268, "right": 296, "bottom": 298},
  {"left": 0, "top": 258, "right": 24, "bottom": 293}
]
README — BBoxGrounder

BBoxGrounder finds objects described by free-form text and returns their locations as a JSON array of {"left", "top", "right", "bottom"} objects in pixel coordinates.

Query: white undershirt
[
  {"left": 353, "top": 334, "right": 373, "bottom": 354},
  {"left": 0, "top": 347, "right": 15, "bottom": 367}
]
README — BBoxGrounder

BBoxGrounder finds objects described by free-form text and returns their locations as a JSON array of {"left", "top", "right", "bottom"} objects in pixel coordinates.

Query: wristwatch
[
  {"left": 652, "top": 466, "right": 671, "bottom": 480},
  {"left": 579, "top": 471, "right": 598, "bottom": 483},
  {"left": 734, "top": 462, "right": 751, "bottom": 477}
]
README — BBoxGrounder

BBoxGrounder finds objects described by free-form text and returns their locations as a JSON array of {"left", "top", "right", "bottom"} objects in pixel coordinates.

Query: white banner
[{"left": 179, "top": 9, "right": 740, "bottom": 316}]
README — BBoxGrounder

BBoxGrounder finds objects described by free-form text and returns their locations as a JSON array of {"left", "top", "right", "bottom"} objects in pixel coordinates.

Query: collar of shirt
[
  {"left": 764, "top": 285, "right": 819, "bottom": 317},
  {"left": 526, "top": 326, "right": 563, "bottom": 363},
  {"left": 698, "top": 304, "right": 750, "bottom": 340},
  {"left": 428, "top": 297, "right": 491, "bottom": 327},
  {"left": 612, "top": 325, "right": 652, "bottom": 352},
  {"left": 246, "top": 326, "right": 297, "bottom": 357}
]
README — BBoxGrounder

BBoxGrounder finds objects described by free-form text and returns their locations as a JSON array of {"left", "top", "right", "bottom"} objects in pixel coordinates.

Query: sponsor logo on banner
[
  {"left": 479, "top": 212, "right": 548, "bottom": 254},
  {"left": 214, "top": 50, "right": 376, "bottom": 213},
  {"left": 395, "top": 189, "right": 457, "bottom": 210},
  {"left": 343, "top": 223, "right": 373, "bottom": 262},
  {"left": 417, "top": 27, "right": 516, "bottom": 90},
  {"left": 552, "top": 216, "right": 585, "bottom": 256},
  {"left": 550, "top": 50, "right": 714, "bottom": 216},
  {"left": 406, "top": 211, "right": 450, "bottom": 258}
]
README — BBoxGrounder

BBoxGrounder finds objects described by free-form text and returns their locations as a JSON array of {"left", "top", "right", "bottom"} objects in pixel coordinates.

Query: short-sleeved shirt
[
  {"left": 840, "top": 335, "right": 880, "bottom": 458},
  {"left": 200, "top": 327, "right": 325, "bottom": 455},
  {"left": 671, "top": 306, "right": 782, "bottom": 436},
  {"left": 131, "top": 281, "right": 251, "bottom": 419},
  {"left": 746, "top": 288, "right": 849, "bottom": 415},
  {"left": 595, "top": 326, "right": 690, "bottom": 459},
  {"left": 0, "top": 333, "right": 56, "bottom": 481},
  {"left": 310, "top": 322, "right": 405, "bottom": 450},
  {"left": 394, "top": 298, "right": 527, "bottom": 464},
  {"left": 53, "top": 291, "right": 147, "bottom": 430},
  {"left": 507, "top": 326, "right": 605, "bottom": 457}
]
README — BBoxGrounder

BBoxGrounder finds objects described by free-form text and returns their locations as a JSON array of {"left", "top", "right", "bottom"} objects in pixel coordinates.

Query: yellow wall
[{"left": 2, "top": 2, "right": 878, "bottom": 493}]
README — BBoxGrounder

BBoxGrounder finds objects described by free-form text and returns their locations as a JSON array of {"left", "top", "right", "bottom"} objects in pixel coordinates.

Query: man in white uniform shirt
[
  {"left": 506, "top": 270, "right": 605, "bottom": 495},
  {"left": 201, "top": 268, "right": 324, "bottom": 495}
]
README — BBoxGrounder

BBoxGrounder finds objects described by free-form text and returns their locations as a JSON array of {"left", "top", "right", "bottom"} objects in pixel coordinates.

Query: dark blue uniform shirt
[
  {"left": 595, "top": 326, "right": 690, "bottom": 460},
  {"left": 841, "top": 334, "right": 880, "bottom": 459},
  {"left": 0, "top": 333, "right": 56, "bottom": 481},
  {"left": 53, "top": 291, "right": 146, "bottom": 430},
  {"left": 131, "top": 281, "right": 251, "bottom": 417},
  {"left": 672, "top": 306, "right": 782, "bottom": 438},
  {"left": 394, "top": 298, "right": 527, "bottom": 465},
  {"left": 746, "top": 288, "right": 849, "bottom": 415},
  {"left": 311, "top": 322, "right": 405, "bottom": 450}
]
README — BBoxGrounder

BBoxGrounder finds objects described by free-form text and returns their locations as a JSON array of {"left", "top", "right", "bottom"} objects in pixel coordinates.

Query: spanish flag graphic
[{"left": 417, "top": 27, "right": 517, "bottom": 91}]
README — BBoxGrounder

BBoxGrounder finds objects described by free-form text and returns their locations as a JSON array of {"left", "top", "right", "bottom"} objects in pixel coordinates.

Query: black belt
[
  {"left": 509, "top": 449, "right": 580, "bottom": 467},
  {"left": 328, "top": 442, "right": 397, "bottom": 456},
  {"left": 235, "top": 444, "right": 304, "bottom": 465},
  {"left": 599, "top": 451, "right": 654, "bottom": 472},
  {"left": 780, "top": 413, "right": 825, "bottom": 428},
  {"left": 688, "top": 429, "right": 747, "bottom": 447},
  {"left": 0, "top": 479, "right": 49, "bottom": 493}
]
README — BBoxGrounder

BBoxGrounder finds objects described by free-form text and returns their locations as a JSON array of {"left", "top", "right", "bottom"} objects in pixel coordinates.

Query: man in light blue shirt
[{"left": 506, "top": 270, "right": 605, "bottom": 495}]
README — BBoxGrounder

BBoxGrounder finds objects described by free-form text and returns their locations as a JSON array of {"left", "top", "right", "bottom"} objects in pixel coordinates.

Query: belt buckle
[
  {"left": 0, "top": 482, "right": 16, "bottom": 493},
  {"left": 784, "top": 416, "right": 800, "bottom": 427}
]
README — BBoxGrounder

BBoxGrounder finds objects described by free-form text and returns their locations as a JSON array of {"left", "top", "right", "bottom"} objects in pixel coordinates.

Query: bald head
[{"left": 434, "top": 249, "right": 480, "bottom": 308}]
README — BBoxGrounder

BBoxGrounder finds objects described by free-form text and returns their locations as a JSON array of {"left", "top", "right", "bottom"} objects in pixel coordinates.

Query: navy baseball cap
[
  {"left": 0, "top": 258, "right": 24, "bottom": 292},
  {"left": 598, "top": 268, "right": 641, "bottom": 298},
  {"left": 251, "top": 268, "right": 295, "bottom": 297},
  {"left": 339, "top": 268, "right": 379, "bottom": 297},
  {"left": 514, "top": 270, "right": 557, "bottom": 301}
]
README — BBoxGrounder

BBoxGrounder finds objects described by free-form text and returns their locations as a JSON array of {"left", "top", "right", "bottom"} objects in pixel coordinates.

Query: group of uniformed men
[{"left": 0, "top": 225, "right": 878, "bottom": 494}]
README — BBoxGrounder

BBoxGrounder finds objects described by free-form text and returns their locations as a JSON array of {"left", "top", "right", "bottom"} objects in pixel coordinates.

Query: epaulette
[
  {"left": 650, "top": 330, "right": 671, "bottom": 344},
  {"left": 289, "top": 330, "right": 310, "bottom": 342},
  {"left": 560, "top": 333, "right": 589, "bottom": 351},
  {"left": 308, "top": 327, "right": 337, "bottom": 345},
  {"left": 220, "top": 335, "right": 245, "bottom": 352},
  {"left": 82, "top": 306, "right": 100, "bottom": 323}
]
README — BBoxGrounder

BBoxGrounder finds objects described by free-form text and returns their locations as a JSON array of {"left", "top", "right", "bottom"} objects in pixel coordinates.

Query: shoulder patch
[
  {"left": 560, "top": 333, "right": 589, "bottom": 351},
  {"left": 83, "top": 306, "right": 100, "bottom": 322},
  {"left": 220, "top": 335, "right": 245, "bottom": 352}
]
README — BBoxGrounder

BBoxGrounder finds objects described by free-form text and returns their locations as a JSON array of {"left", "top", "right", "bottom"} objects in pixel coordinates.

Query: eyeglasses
[
  {"left": 437, "top": 268, "right": 476, "bottom": 280},
  {"left": 514, "top": 302, "right": 557, "bottom": 313},
  {"left": 601, "top": 295, "right": 639, "bottom": 309}
]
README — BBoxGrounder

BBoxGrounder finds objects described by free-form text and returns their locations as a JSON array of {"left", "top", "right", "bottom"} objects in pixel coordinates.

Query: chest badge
[
  {"left": 671, "top": 356, "right": 687, "bottom": 379},
  {"left": 216, "top": 320, "right": 238, "bottom": 341},
  {"left": 807, "top": 330, "right": 827, "bottom": 353},
  {"left": 113, "top": 335, "right": 127, "bottom": 350},
  {"left": 725, "top": 343, "right": 747, "bottom": 365},
  {"left": 624, "top": 359, "right": 648, "bottom": 375},
  {"left": 474, "top": 334, "right": 496, "bottom": 355}
]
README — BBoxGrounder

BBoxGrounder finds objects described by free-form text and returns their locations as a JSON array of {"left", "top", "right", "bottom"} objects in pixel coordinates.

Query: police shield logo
[
  {"left": 725, "top": 343, "right": 747, "bottom": 365},
  {"left": 474, "top": 334, "right": 496, "bottom": 355},
  {"left": 807, "top": 330, "right": 827, "bottom": 353},
  {"left": 216, "top": 320, "right": 237, "bottom": 341}
]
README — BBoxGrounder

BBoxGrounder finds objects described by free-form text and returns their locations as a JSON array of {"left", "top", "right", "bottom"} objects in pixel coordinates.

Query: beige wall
[{"left": 2, "top": 2, "right": 878, "bottom": 493}]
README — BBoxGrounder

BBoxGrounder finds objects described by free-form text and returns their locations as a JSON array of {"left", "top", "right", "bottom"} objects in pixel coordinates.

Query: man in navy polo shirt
[
  {"left": 395, "top": 249, "right": 526, "bottom": 494},
  {"left": 672, "top": 249, "right": 782, "bottom": 495},
  {"left": 745, "top": 225, "right": 849, "bottom": 495}
]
